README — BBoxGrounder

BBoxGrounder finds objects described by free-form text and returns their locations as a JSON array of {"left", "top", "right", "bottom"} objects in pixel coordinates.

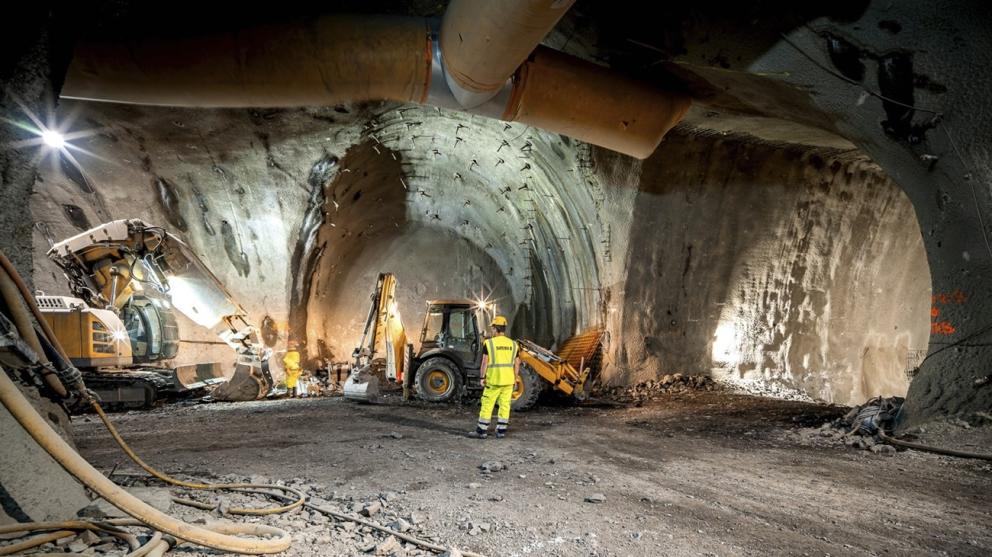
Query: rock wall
[
  {"left": 28, "top": 99, "right": 931, "bottom": 408},
  {"left": 602, "top": 130, "right": 930, "bottom": 405},
  {"left": 739, "top": 0, "right": 992, "bottom": 426},
  {"left": 0, "top": 6, "right": 91, "bottom": 524}
]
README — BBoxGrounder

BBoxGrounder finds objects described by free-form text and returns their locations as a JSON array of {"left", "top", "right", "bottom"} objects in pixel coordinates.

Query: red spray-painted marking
[{"left": 931, "top": 290, "right": 967, "bottom": 336}]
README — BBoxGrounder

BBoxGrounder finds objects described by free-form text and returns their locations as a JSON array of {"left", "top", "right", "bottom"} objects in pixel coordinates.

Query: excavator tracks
[{"left": 81, "top": 368, "right": 220, "bottom": 411}]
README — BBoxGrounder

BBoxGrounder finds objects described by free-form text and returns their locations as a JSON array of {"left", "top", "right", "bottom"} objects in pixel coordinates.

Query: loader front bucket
[{"left": 343, "top": 365, "right": 380, "bottom": 403}]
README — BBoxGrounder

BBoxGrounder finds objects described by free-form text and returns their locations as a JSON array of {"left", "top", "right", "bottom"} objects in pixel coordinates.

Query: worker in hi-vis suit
[{"left": 473, "top": 315, "right": 519, "bottom": 439}]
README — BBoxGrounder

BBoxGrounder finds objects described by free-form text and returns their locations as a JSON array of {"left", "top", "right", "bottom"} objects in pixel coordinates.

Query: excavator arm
[
  {"left": 49, "top": 219, "right": 256, "bottom": 352},
  {"left": 343, "top": 273, "right": 408, "bottom": 403},
  {"left": 47, "top": 219, "right": 273, "bottom": 400}
]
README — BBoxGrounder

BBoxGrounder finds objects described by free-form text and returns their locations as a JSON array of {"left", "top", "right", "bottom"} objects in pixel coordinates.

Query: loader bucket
[
  {"left": 343, "top": 365, "right": 380, "bottom": 403},
  {"left": 211, "top": 361, "right": 270, "bottom": 401}
]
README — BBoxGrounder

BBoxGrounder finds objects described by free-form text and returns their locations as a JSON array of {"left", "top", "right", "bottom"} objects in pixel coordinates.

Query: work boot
[
  {"left": 495, "top": 431, "right": 506, "bottom": 439},
  {"left": 470, "top": 430, "right": 488, "bottom": 439}
]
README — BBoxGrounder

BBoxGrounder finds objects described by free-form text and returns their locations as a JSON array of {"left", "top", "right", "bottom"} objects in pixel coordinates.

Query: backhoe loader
[
  {"left": 343, "top": 273, "right": 602, "bottom": 410},
  {"left": 38, "top": 219, "right": 274, "bottom": 408}
]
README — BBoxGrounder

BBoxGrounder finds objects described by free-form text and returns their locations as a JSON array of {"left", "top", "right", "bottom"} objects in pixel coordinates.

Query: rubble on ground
[
  {"left": 791, "top": 397, "right": 905, "bottom": 454},
  {"left": 597, "top": 373, "right": 718, "bottom": 403},
  {"left": 1, "top": 474, "right": 466, "bottom": 557}
]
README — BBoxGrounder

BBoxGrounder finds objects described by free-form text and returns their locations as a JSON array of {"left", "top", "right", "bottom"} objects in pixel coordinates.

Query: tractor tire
[
  {"left": 511, "top": 363, "right": 543, "bottom": 411},
  {"left": 414, "top": 357, "right": 463, "bottom": 403}
]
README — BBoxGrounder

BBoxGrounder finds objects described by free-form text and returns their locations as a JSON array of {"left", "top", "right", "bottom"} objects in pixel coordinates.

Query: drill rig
[{"left": 39, "top": 219, "right": 273, "bottom": 408}]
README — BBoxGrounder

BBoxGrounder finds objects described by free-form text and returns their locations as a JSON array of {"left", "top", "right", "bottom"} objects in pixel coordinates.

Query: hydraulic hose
[
  {"left": 0, "top": 520, "right": 141, "bottom": 552},
  {"left": 878, "top": 429, "right": 992, "bottom": 461},
  {"left": 0, "top": 368, "right": 291, "bottom": 554},
  {"left": 0, "top": 265, "right": 68, "bottom": 398},
  {"left": 0, "top": 530, "right": 75, "bottom": 555},
  {"left": 0, "top": 266, "right": 46, "bottom": 360},
  {"left": 0, "top": 252, "right": 75, "bottom": 396},
  {"left": 90, "top": 400, "right": 306, "bottom": 515}
]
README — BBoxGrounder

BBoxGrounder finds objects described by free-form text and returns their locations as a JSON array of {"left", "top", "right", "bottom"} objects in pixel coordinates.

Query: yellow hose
[
  {"left": 0, "top": 530, "right": 75, "bottom": 555},
  {"left": 0, "top": 263, "right": 68, "bottom": 398},
  {"left": 91, "top": 401, "right": 306, "bottom": 515},
  {"left": 0, "top": 252, "right": 75, "bottom": 369},
  {"left": 0, "top": 368, "right": 291, "bottom": 554}
]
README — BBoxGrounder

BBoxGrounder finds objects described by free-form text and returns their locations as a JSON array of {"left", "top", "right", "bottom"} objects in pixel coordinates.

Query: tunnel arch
[{"left": 291, "top": 105, "right": 611, "bottom": 362}]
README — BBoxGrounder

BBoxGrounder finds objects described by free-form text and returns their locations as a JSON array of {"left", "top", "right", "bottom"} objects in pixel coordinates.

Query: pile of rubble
[
  {"left": 792, "top": 397, "right": 903, "bottom": 456},
  {"left": 9, "top": 474, "right": 470, "bottom": 557},
  {"left": 597, "top": 373, "right": 718, "bottom": 403}
]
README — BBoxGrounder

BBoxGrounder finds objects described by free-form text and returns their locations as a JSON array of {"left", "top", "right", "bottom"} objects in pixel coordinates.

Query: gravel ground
[{"left": 62, "top": 391, "right": 992, "bottom": 556}]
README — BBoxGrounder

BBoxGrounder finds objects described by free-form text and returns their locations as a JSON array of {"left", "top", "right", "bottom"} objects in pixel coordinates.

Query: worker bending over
[{"left": 474, "top": 315, "right": 520, "bottom": 439}]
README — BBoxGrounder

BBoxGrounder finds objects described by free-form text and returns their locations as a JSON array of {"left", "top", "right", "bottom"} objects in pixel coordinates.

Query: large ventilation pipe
[
  {"left": 439, "top": 0, "right": 574, "bottom": 109},
  {"left": 62, "top": 12, "right": 689, "bottom": 159},
  {"left": 64, "top": 16, "right": 433, "bottom": 108}
]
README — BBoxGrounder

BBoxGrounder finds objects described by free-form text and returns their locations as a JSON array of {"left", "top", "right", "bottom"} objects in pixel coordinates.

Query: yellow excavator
[
  {"left": 343, "top": 273, "right": 602, "bottom": 410},
  {"left": 38, "top": 219, "right": 274, "bottom": 408}
]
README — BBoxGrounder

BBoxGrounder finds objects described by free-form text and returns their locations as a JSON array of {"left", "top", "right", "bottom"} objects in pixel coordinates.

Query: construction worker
[
  {"left": 283, "top": 341, "right": 303, "bottom": 398},
  {"left": 474, "top": 315, "right": 519, "bottom": 439}
]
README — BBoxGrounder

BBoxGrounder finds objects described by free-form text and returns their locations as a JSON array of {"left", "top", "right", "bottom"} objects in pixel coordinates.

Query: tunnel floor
[{"left": 72, "top": 392, "right": 992, "bottom": 556}]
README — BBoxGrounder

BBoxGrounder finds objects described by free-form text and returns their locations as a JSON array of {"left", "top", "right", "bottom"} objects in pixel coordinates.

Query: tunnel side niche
[{"left": 602, "top": 129, "right": 931, "bottom": 405}]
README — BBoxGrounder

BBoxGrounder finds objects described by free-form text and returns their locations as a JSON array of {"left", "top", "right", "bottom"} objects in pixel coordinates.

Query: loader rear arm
[{"left": 517, "top": 340, "right": 590, "bottom": 400}]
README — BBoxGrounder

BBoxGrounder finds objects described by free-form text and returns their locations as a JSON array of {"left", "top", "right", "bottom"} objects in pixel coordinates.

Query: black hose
[{"left": 878, "top": 429, "right": 992, "bottom": 461}]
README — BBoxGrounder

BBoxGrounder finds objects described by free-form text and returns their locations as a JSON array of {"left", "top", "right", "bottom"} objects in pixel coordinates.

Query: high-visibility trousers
[
  {"left": 283, "top": 350, "right": 302, "bottom": 389},
  {"left": 477, "top": 384, "right": 513, "bottom": 433}
]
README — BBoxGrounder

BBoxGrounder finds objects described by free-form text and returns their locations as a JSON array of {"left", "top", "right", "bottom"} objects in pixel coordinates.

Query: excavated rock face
[
  {"left": 0, "top": 5, "right": 91, "bottom": 524},
  {"left": 606, "top": 131, "right": 928, "bottom": 404},
  {"left": 726, "top": 0, "right": 992, "bottom": 427}
]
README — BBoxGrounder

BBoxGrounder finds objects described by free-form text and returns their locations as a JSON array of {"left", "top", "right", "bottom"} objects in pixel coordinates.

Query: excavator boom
[
  {"left": 44, "top": 219, "right": 273, "bottom": 404},
  {"left": 343, "top": 273, "right": 407, "bottom": 402}
]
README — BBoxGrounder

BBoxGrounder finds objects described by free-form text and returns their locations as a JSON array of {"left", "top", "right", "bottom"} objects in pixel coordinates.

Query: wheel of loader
[
  {"left": 511, "top": 363, "right": 543, "bottom": 411},
  {"left": 414, "top": 357, "right": 463, "bottom": 403}
]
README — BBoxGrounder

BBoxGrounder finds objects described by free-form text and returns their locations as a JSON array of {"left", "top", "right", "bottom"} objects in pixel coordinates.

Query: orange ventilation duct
[
  {"left": 439, "top": 0, "right": 575, "bottom": 108},
  {"left": 505, "top": 47, "right": 691, "bottom": 160},
  {"left": 61, "top": 9, "right": 690, "bottom": 159},
  {"left": 64, "top": 16, "right": 432, "bottom": 107}
]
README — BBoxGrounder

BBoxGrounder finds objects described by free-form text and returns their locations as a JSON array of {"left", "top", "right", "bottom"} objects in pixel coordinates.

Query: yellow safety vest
[{"left": 485, "top": 335, "right": 518, "bottom": 386}]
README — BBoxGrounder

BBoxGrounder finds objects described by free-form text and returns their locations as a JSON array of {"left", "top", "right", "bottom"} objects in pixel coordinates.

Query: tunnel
[{"left": 1, "top": 1, "right": 990, "bottom": 555}]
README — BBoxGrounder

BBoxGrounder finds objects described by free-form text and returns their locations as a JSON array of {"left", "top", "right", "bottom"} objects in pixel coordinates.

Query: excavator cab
[
  {"left": 412, "top": 300, "right": 486, "bottom": 402},
  {"left": 120, "top": 295, "right": 180, "bottom": 363}
]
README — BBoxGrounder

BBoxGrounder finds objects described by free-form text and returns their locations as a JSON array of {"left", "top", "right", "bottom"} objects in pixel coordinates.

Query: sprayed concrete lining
[{"left": 25, "top": 99, "right": 930, "bottom": 406}]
